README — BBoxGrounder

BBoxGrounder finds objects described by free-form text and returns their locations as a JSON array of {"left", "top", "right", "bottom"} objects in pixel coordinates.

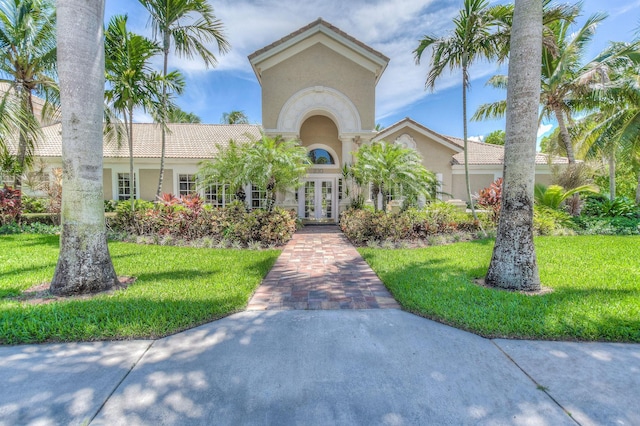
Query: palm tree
[
  {"left": 414, "top": 0, "right": 510, "bottom": 223},
  {"left": 351, "top": 140, "right": 436, "bottom": 212},
  {"left": 137, "top": 0, "right": 230, "bottom": 198},
  {"left": 0, "top": 0, "right": 57, "bottom": 190},
  {"left": 221, "top": 110, "right": 249, "bottom": 124},
  {"left": 197, "top": 139, "right": 249, "bottom": 203},
  {"left": 104, "top": 14, "right": 184, "bottom": 211},
  {"left": 167, "top": 106, "right": 201, "bottom": 123},
  {"left": 575, "top": 42, "right": 640, "bottom": 200},
  {"left": 50, "top": 0, "right": 118, "bottom": 295},
  {"left": 534, "top": 183, "right": 599, "bottom": 210},
  {"left": 473, "top": 7, "right": 608, "bottom": 165},
  {"left": 244, "top": 134, "right": 310, "bottom": 212},
  {"left": 485, "top": 0, "right": 542, "bottom": 291}
]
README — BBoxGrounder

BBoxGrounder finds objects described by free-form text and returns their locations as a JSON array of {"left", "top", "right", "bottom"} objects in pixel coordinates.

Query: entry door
[{"left": 303, "top": 180, "right": 334, "bottom": 221}]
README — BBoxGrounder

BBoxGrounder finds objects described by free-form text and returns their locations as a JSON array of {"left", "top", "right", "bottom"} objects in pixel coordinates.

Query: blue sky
[{"left": 104, "top": 0, "right": 640, "bottom": 141}]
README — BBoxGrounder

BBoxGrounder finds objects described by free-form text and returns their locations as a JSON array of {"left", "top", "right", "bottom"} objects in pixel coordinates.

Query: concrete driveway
[{"left": 1, "top": 310, "right": 638, "bottom": 425}]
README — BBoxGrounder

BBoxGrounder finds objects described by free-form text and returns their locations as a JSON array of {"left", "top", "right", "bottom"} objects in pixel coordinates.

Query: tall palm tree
[
  {"left": 485, "top": 0, "right": 542, "bottom": 291},
  {"left": 51, "top": 0, "right": 118, "bottom": 295},
  {"left": 473, "top": 7, "right": 608, "bottom": 165},
  {"left": 414, "top": 0, "right": 510, "bottom": 223},
  {"left": 575, "top": 41, "right": 640, "bottom": 200},
  {"left": 104, "top": 14, "right": 184, "bottom": 211},
  {"left": 221, "top": 110, "right": 249, "bottom": 124},
  {"left": 138, "top": 0, "right": 230, "bottom": 198},
  {"left": 351, "top": 140, "right": 436, "bottom": 212},
  {"left": 0, "top": 0, "right": 57, "bottom": 190}
]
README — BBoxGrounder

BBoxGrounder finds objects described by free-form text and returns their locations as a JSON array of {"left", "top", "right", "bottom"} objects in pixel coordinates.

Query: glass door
[{"left": 300, "top": 179, "right": 335, "bottom": 221}]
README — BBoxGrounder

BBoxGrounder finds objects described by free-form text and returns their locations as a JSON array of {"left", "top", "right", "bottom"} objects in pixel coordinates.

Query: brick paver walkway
[{"left": 247, "top": 226, "right": 400, "bottom": 310}]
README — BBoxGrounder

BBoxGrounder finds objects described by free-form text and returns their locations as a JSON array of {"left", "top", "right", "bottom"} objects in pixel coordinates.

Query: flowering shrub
[
  {"left": 110, "top": 194, "right": 297, "bottom": 247},
  {"left": 0, "top": 185, "right": 22, "bottom": 225}
]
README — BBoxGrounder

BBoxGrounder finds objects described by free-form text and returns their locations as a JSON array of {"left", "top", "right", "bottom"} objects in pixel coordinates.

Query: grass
[
  {"left": 0, "top": 234, "right": 280, "bottom": 344},
  {"left": 360, "top": 235, "right": 640, "bottom": 342}
]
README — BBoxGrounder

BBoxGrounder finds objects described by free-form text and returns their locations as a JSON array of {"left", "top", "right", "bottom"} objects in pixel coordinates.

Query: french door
[{"left": 301, "top": 179, "right": 334, "bottom": 221}]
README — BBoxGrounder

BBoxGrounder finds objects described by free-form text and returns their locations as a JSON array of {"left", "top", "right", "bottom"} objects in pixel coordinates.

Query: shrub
[
  {"left": 571, "top": 216, "right": 640, "bottom": 235},
  {"left": 475, "top": 178, "right": 502, "bottom": 224},
  {"left": 581, "top": 196, "right": 640, "bottom": 219},
  {"left": 533, "top": 205, "right": 575, "bottom": 236},
  {"left": 339, "top": 203, "right": 481, "bottom": 245},
  {"left": 0, "top": 185, "right": 21, "bottom": 225},
  {"left": 22, "top": 196, "right": 47, "bottom": 213},
  {"left": 110, "top": 195, "right": 297, "bottom": 246}
]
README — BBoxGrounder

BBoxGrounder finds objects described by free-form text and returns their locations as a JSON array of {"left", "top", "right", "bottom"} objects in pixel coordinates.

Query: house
[{"left": 7, "top": 18, "right": 565, "bottom": 223}]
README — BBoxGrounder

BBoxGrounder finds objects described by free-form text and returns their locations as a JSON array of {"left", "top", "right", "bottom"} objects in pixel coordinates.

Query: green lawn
[
  {"left": 0, "top": 234, "right": 279, "bottom": 344},
  {"left": 360, "top": 236, "right": 640, "bottom": 342}
]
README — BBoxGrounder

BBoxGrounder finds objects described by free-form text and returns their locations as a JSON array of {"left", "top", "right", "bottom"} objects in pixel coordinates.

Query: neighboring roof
[
  {"left": 447, "top": 136, "right": 569, "bottom": 166},
  {"left": 248, "top": 18, "right": 389, "bottom": 85},
  {"left": 32, "top": 123, "right": 262, "bottom": 159},
  {"left": 0, "top": 82, "right": 60, "bottom": 125},
  {"left": 373, "top": 117, "right": 463, "bottom": 153}
]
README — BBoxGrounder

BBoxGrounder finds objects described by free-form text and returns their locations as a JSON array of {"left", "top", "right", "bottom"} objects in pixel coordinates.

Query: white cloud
[
  {"left": 468, "top": 135, "right": 484, "bottom": 142},
  {"left": 537, "top": 123, "right": 553, "bottom": 138},
  {"left": 106, "top": 0, "right": 503, "bottom": 123}
]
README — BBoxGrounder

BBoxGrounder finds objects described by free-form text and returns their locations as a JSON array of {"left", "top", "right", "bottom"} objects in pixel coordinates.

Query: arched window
[{"left": 308, "top": 148, "right": 335, "bottom": 165}]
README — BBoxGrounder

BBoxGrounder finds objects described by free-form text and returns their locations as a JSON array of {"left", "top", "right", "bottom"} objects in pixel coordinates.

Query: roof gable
[
  {"left": 248, "top": 18, "right": 389, "bottom": 85},
  {"left": 374, "top": 117, "right": 463, "bottom": 153}
]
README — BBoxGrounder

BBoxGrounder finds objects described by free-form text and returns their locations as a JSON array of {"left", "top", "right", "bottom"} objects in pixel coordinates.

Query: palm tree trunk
[
  {"left": 126, "top": 109, "right": 135, "bottom": 212},
  {"left": 553, "top": 106, "right": 576, "bottom": 164},
  {"left": 636, "top": 169, "right": 640, "bottom": 205},
  {"left": 608, "top": 153, "right": 615, "bottom": 200},
  {"left": 156, "top": 41, "right": 170, "bottom": 199},
  {"left": 486, "top": 0, "right": 542, "bottom": 291},
  {"left": 462, "top": 66, "right": 486, "bottom": 236},
  {"left": 51, "top": 0, "right": 118, "bottom": 295}
]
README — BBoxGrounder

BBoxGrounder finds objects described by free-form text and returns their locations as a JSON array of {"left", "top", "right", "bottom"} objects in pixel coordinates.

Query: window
[
  {"left": 338, "top": 178, "right": 343, "bottom": 201},
  {"left": 178, "top": 174, "right": 196, "bottom": 196},
  {"left": 308, "top": 149, "right": 335, "bottom": 165},
  {"left": 204, "top": 183, "right": 234, "bottom": 207},
  {"left": 250, "top": 184, "right": 267, "bottom": 209},
  {"left": 117, "top": 173, "right": 136, "bottom": 200}
]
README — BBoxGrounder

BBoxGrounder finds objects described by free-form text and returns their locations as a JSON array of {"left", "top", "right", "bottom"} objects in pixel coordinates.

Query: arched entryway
[{"left": 298, "top": 115, "right": 342, "bottom": 222}]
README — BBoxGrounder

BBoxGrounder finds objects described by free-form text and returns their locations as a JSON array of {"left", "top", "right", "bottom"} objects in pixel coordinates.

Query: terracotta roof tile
[{"left": 33, "top": 123, "right": 262, "bottom": 159}]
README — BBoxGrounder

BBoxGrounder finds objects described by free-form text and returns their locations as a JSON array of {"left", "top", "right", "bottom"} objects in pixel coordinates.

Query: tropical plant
[
  {"left": 51, "top": 0, "right": 119, "bottom": 295},
  {"left": 574, "top": 41, "right": 640, "bottom": 201},
  {"left": 244, "top": 134, "right": 310, "bottom": 212},
  {"left": 414, "top": 0, "right": 510, "bottom": 222},
  {"left": 534, "top": 183, "right": 598, "bottom": 211},
  {"left": 137, "top": 0, "right": 230, "bottom": 198},
  {"left": 485, "top": 0, "right": 542, "bottom": 291},
  {"left": 473, "top": 6, "right": 608, "bottom": 165},
  {"left": 0, "top": 0, "right": 57, "bottom": 190},
  {"left": 484, "top": 129, "right": 505, "bottom": 145},
  {"left": 351, "top": 140, "right": 436, "bottom": 212},
  {"left": 197, "top": 139, "right": 249, "bottom": 202},
  {"left": 221, "top": 110, "right": 249, "bottom": 124},
  {"left": 104, "top": 14, "right": 184, "bottom": 212},
  {"left": 167, "top": 106, "right": 201, "bottom": 123},
  {"left": 475, "top": 177, "right": 502, "bottom": 223},
  {"left": 0, "top": 184, "right": 21, "bottom": 224}
]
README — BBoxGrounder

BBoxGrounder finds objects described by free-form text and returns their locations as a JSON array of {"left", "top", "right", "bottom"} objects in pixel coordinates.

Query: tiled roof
[
  {"left": 447, "top": 136, "right": 568, "bottom": 166},
  {"left": 248, "top": 18, "right": 389, "bottom": 63},
  {"left": 33, "top": 123, "right": 263, "bottom": 159}
]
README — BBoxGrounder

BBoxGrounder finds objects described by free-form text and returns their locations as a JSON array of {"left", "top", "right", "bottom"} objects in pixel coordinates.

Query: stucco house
[{"left": 7, "top": 18, "right": 564, "bottom": 223}]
